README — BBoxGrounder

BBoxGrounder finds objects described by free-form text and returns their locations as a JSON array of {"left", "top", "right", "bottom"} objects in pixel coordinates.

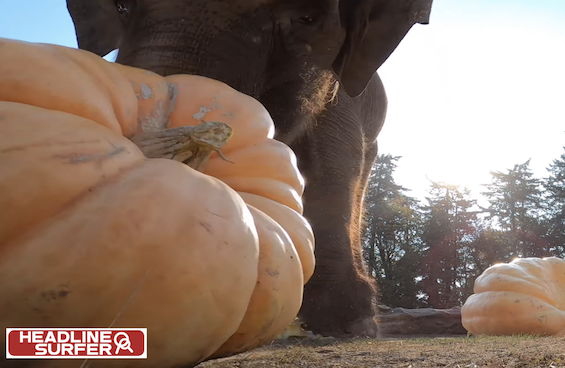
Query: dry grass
[{"left": 197, "top": 335, "right": 565, "bottom": 368}]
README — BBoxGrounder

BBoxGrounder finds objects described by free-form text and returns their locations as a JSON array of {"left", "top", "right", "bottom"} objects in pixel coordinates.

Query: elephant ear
[
  {"left": 333, "top": 0, "right": 433, "bottom": 98},
  {"left": 66, "top": 0, "right": 123, "bottom": 56}
]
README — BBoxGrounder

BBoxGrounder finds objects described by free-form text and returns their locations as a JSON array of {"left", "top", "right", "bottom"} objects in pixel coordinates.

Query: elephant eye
[
  {"left": 116, "top": 1, "right": 130, "bottom": 20},
  {"left": 299, "top": 15, "right": 315, "bottom": 24}
]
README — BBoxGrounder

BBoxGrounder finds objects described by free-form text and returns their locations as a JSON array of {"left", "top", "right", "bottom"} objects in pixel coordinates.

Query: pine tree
[
  {"left": 466, "top": 221, "right": 516, "bottom": 280},
  {"left": 542, "top": 146, "right": 565, "bottom": 257},
  {"left": 420, "top": 182, "right": 479, "bottom": 308},
  {"left": 362, "top": 154, "right": 426, "bottom": 308},
  {"left": 481, "top": 159, "right": 546, "bottom": 257}
]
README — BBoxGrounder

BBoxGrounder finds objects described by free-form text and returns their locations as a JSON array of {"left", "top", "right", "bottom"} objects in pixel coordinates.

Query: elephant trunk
[{"left": 115, "top": 15, "right": 271, "bottom": 99}]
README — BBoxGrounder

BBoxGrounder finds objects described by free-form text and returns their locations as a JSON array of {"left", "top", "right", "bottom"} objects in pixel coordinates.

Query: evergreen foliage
[{"left": 362, "top": 147, "right": 565, "bottom": 308}]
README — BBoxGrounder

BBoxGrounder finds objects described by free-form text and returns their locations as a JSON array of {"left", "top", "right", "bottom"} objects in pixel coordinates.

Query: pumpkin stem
[
  {"left": 129, "top": 121, "right": 234, "bottom": 171},
  {"left": 215, "top": 149, "right": 235, "bottom": 164}
]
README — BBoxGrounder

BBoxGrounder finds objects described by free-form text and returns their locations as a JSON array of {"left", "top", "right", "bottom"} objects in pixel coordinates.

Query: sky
[
  {"left": 377, "top": 0, "right": 565, "bottom": 204},
  {"left": 1, "top": 0, "right": 565, "bottom": 205}
]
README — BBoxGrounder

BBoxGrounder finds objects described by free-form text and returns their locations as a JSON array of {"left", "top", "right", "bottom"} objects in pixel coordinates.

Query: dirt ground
[{"left": 197, "top": 335, "right": 565, "bottom": 368}]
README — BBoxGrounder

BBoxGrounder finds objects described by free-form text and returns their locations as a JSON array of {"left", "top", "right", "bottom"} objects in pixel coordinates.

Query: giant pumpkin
[
  {"left": 0, "top": 37, "right": 315, "bottom": 367},
  {"left": 461, "top": 256, "right": 565, "bottom": 337}
]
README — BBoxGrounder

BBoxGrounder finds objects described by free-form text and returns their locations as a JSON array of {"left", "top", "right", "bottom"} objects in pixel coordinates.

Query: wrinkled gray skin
[{"left": 66, "top": 0, "right": 432, "bottom": 338}]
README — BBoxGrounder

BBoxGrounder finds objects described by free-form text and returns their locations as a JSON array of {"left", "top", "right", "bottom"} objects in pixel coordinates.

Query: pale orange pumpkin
[
  {"left": 0, "top": 37, "right": 315, "bottom": 366},
  {"left": 0, "top": 101, "right": 260, "bottom": 368},
  {"left": 461, "top": 256, "right": 565, "bottom": 337}
]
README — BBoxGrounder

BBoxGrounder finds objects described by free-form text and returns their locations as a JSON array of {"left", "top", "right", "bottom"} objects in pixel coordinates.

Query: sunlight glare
[{"left": 377, "top": 6, "right": 565, "bottom": 203}]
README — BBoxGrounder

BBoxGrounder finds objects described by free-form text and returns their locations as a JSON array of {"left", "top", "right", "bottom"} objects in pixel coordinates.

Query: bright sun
[{"left": 423, "top": 156, "right": 492, "bottom": 194}]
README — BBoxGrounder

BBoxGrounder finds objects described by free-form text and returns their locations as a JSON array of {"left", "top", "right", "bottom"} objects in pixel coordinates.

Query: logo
[{"left": 6, "top": 328, "right": 147, "bottom": 359}]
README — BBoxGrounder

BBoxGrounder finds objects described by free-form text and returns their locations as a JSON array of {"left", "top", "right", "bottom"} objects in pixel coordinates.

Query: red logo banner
[{"left": 6, "top": 328, "right": 147, "bottom": 359}]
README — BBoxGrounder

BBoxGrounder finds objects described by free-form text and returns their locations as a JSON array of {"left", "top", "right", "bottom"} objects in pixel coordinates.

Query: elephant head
[{"left": 66, "top": 0, "right": 433, "bottom": 144}]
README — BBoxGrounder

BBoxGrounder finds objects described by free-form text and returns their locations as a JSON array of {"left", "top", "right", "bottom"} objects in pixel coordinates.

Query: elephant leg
[{"left": 291, "top": 88, "right": 382, "bottom": 337}]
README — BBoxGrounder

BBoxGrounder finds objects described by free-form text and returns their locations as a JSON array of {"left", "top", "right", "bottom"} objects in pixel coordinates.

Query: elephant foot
[
  {"left": 345, "top": 316, "right": 378, "bottom": 338},
  {"left": 297, "top": 316, "right": 378, "bottom": 339},
  {"left": 299, "top": 271, "right": 378, "bottom": 338},
  {"left": 300, "top": 300, "right": 378, "bottom": 338}
]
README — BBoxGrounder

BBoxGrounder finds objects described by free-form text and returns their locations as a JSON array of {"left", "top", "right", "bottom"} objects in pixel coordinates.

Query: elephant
[{"left": 66, "top": 0, "right": 433, "bottom": 337}]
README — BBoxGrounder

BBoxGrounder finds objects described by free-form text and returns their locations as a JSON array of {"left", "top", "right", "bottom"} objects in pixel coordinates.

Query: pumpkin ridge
[
  {"left": 0, "top": 102, "right": 147, "bottom": 246},
  {"left": 0, "top": 37, "right": 139, "bottom": 136},
  {"left": 1, "top": 157, "right": 146, "bottom": 248},
  {"left": 0, "top": 159, "right": 261, "bottom": 366},
  {"left": 57, "top": 46, "right": 136, "bottom": 135}
]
